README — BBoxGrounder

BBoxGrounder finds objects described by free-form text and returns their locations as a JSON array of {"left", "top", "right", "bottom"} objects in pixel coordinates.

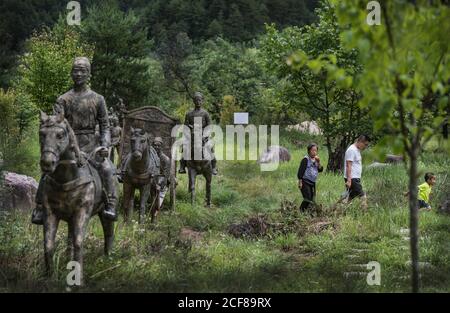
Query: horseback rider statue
[
  {"left": 31, "top": 57, "right": 118, "bottom": 224},
  {"left": 178, "top": 92, "right": 218, "bottom": 175}
]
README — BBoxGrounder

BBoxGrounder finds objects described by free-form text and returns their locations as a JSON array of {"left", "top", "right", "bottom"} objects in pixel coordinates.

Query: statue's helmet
[
  {"left": 193, "top": 91, "right": 203, "bottom": 100},
  {"left": 72, "top": 57, "right": 91, "bottom": 73}
]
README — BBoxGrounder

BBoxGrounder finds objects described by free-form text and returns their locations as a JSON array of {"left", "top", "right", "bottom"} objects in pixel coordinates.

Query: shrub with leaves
[{"left": 15, "top": 17, "right": 93, "bottom": 113}]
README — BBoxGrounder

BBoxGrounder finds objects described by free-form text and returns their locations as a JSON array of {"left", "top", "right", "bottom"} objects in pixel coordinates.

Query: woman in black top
[{"left": 297, "top": 143, "right": 323, "bottom": 211}]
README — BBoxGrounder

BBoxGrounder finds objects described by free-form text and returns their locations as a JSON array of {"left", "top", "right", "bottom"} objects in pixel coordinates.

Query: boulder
[
  {"left": 228, "top": 214, "right": 269, "bottom": 239},
  {"left": 438, "top": 199, "right": 450, "bottom": 215},
  {"left": 367, "top": 162, "right": 390, "bottom": 169},
  {"left": 179, "top": 227, "right": 204, "bottom": 242},
  {"left": 258, "top": 145, "right": 291, "bottom": 164},
  {"left": 286, "top": 121, "right": 322, "bottom": 135},
  {"left": 385, "top": 154, "right": 403, "bottom": 164},
  {"left": 368, "top": 155, "right": 404, "bottom": 168},
  {"left": 0, "top": 171, "right": 38, "bottom": 212}
]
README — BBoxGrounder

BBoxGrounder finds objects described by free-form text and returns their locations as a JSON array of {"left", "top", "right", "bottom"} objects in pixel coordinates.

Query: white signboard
[{"left": 233, "top": 112, "right": 249, "bottom": 125}]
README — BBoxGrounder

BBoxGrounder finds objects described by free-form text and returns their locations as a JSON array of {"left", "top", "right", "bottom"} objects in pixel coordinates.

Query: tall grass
[{"left": 0, "top": 131, "right": 449, "bottom": 292}]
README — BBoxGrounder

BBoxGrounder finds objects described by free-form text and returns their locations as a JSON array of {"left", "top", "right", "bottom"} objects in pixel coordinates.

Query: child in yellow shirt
[{"left": 417, "top": 172, "right": 436, "bottom": 210}]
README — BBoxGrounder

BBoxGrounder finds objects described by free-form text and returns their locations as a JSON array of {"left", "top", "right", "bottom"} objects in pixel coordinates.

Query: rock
[
  {"left": 405, "top": 261, "right": 434, "bottom": 269},
  {"left": 438, "top": 199, "right": 450, "bottom": 214},
  {"left": 367, "top": 162, "right": 390, "bottom": 169},
  {"left": 0, "top": 171, "right": 38, "bottom": 212},
  {"left": 308, "top": 220, "right": 334, "bottom": 234},
  {"left": 385, "top": 154, "right": 403, "bottom": 164},
  {"left": 258, "top": 145, "right": 291, "bottom": 164},
  {"left": 368, "top": 155, "right": 403, "bottom": 168},
  {"left": 228, "top": 214, "right": 269, "bottom": 239},
  {"left": 179, "top": 227, "right": 204, "bottom": 242},
  {"left": 286, "top": 121, "right": 322, "bottom": 135},
  {"left": 350, "top": 249, "right": 369, "bottom": 253}
]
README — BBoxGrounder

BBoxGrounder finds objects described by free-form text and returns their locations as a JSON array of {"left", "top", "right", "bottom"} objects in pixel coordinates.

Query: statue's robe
[{"left": 54, "top": 88, "right": 110, "bottom": 155}]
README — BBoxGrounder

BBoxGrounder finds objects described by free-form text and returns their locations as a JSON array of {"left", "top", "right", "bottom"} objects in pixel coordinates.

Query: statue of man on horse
[
  {"left": 178, "top": 91, "right": 218, "bottom": 176},
  {"left": 32, "top": 57, "right": 118, "bottom": 224},
  {"left": 178, "top": 92, "right": 217, "bottom": 207}
]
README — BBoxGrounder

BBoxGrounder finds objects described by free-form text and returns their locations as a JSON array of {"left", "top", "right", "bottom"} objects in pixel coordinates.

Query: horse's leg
[
  {"left": 72, "top": 211, "right": 88, "bottom": 286},
  {"left": 110, "top": 147, "right": 115, "bottom": 164},
  {"left": 189, "top": 168, "right": 196, "bottom": 206},
  {"left": 43, "top": 211, "right": 59, "bottom": 277},
  {"left": 150, "top": 184, "right": 160, "bottom": 223},
  {"left": 67, "top": 221, "right": 74, "bottom": 260},
  {"left": 99, "top": 213, "right": 114, "bottom": 255},
  {"left": 139, "top": 184, "right": 150, "bottom": 224},
  {"left": 205, "top": 171, "right": 212, "bottom": 208},
  {"left": 123, "top": 182, "right": 133, "bottom": 223}
]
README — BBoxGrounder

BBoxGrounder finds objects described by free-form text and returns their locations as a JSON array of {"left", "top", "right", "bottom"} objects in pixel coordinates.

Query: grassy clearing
[{"left": 1, "top": 131, "right": 449, "bottom": 292}]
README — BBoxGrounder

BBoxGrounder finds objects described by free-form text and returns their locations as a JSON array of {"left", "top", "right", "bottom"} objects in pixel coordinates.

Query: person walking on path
[
  {"left": 297, "top": 143, "right": 323, "bottom": 212},
  {"left": 343, "top": 135, "right": 370, "bottom": 209}
]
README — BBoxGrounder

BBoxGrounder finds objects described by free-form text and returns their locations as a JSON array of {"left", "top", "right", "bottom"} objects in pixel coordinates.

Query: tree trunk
[
  {"left": 408, "top": 151, "right": 420, "bottom": 293},
  {"left": 443, "top": 120, "right": 448, "bottom": 139},
  {"left": 326, "top": 137, "right": 347, "bottom": 173}
]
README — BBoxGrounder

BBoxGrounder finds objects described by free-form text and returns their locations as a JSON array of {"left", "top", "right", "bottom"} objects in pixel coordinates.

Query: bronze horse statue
[
  {"left": 38, "top": 111, "right": 116, "bottom": 286},
  {"left": 121, "top": 127, "right": 160, "bottom": 223},
  {"left": 186, "top": 135, "right": 213, "bottom": 207}
]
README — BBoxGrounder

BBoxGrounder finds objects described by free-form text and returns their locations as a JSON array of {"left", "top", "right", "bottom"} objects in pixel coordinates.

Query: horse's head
[
  {"left": 39, "top": 111, "right": 70, "bottom": 174},
  {"left": 130, "top": 127, "right": 148, "bottom": 161}
]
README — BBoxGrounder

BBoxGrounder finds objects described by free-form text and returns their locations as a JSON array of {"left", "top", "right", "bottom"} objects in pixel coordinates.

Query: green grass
[{"left": 1, "top": 131, "right": 449, "bottom": 292}]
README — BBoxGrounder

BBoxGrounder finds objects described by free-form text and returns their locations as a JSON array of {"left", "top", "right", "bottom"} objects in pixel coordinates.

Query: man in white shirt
[{"left": 344, "top": 135, "right": 370, "bottom": 207}]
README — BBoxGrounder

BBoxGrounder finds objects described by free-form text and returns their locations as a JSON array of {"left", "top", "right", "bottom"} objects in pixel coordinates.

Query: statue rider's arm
[
  {"left": 184, "top": 113, "right": 192, "bottom": 129},
  {"left": 97, "top": 95, "right": 111, "bottom": 148}
]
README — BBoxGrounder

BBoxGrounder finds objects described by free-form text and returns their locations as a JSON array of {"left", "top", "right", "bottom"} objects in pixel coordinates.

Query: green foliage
[
  {"left": 219, "top": 95, "right": 242, "bottom": 126},
  {"left": 14, "top": 18, "right": 93, "bottom": 113},
  {"left": 142, "top": 0, "right": 317, "bottom": 44},
  {"left": 156, "top": 32, "right": 195, "bottom": 97},
  {"left": 332, "top": 0, "right": 450, "bottom": 292},
  {"left": 1, "top": 134, "right": 449, "bottom": 292},
  {"left": 190, "top": 38, "right": 271, "bottom": 121},
  {"left": 0, "top": 89, "right": 39, "bottom": 177},
  {"left": 260, "top": 2, "right": 372, "bottom": 171},
  {"left": 333, "top": 0, "right": 450, "bottom": 156},
  {"left": 82, "top": 0, "right": 154, "bottom": 110},
  {"left": 0, "top": 0, "right": 66, "bottom": 88}
]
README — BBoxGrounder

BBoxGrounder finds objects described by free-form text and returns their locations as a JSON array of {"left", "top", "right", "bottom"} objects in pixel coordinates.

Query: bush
[
  {"left": 14, "top": 18, "right": 93, "bottom": 113},
  {"left": 219, "top": 95, "right": 242, "bottom": 126},
  {"left": 0, "top": 89, "right": 39, "bottom": 178}
]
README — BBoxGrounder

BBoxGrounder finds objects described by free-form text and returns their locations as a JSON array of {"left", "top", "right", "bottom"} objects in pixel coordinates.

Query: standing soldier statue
[
  {"left": 152, "top": 137, "right": 170, "bottom": 207},
  {"left": 109, "top": 111, "right": 122, "bottom": 165},
  {"left": 31, "top": 57, "right": 118, "bottom": 224},
  {"left": 178, "top": 92, "right": 218, "bottom": 175}
]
